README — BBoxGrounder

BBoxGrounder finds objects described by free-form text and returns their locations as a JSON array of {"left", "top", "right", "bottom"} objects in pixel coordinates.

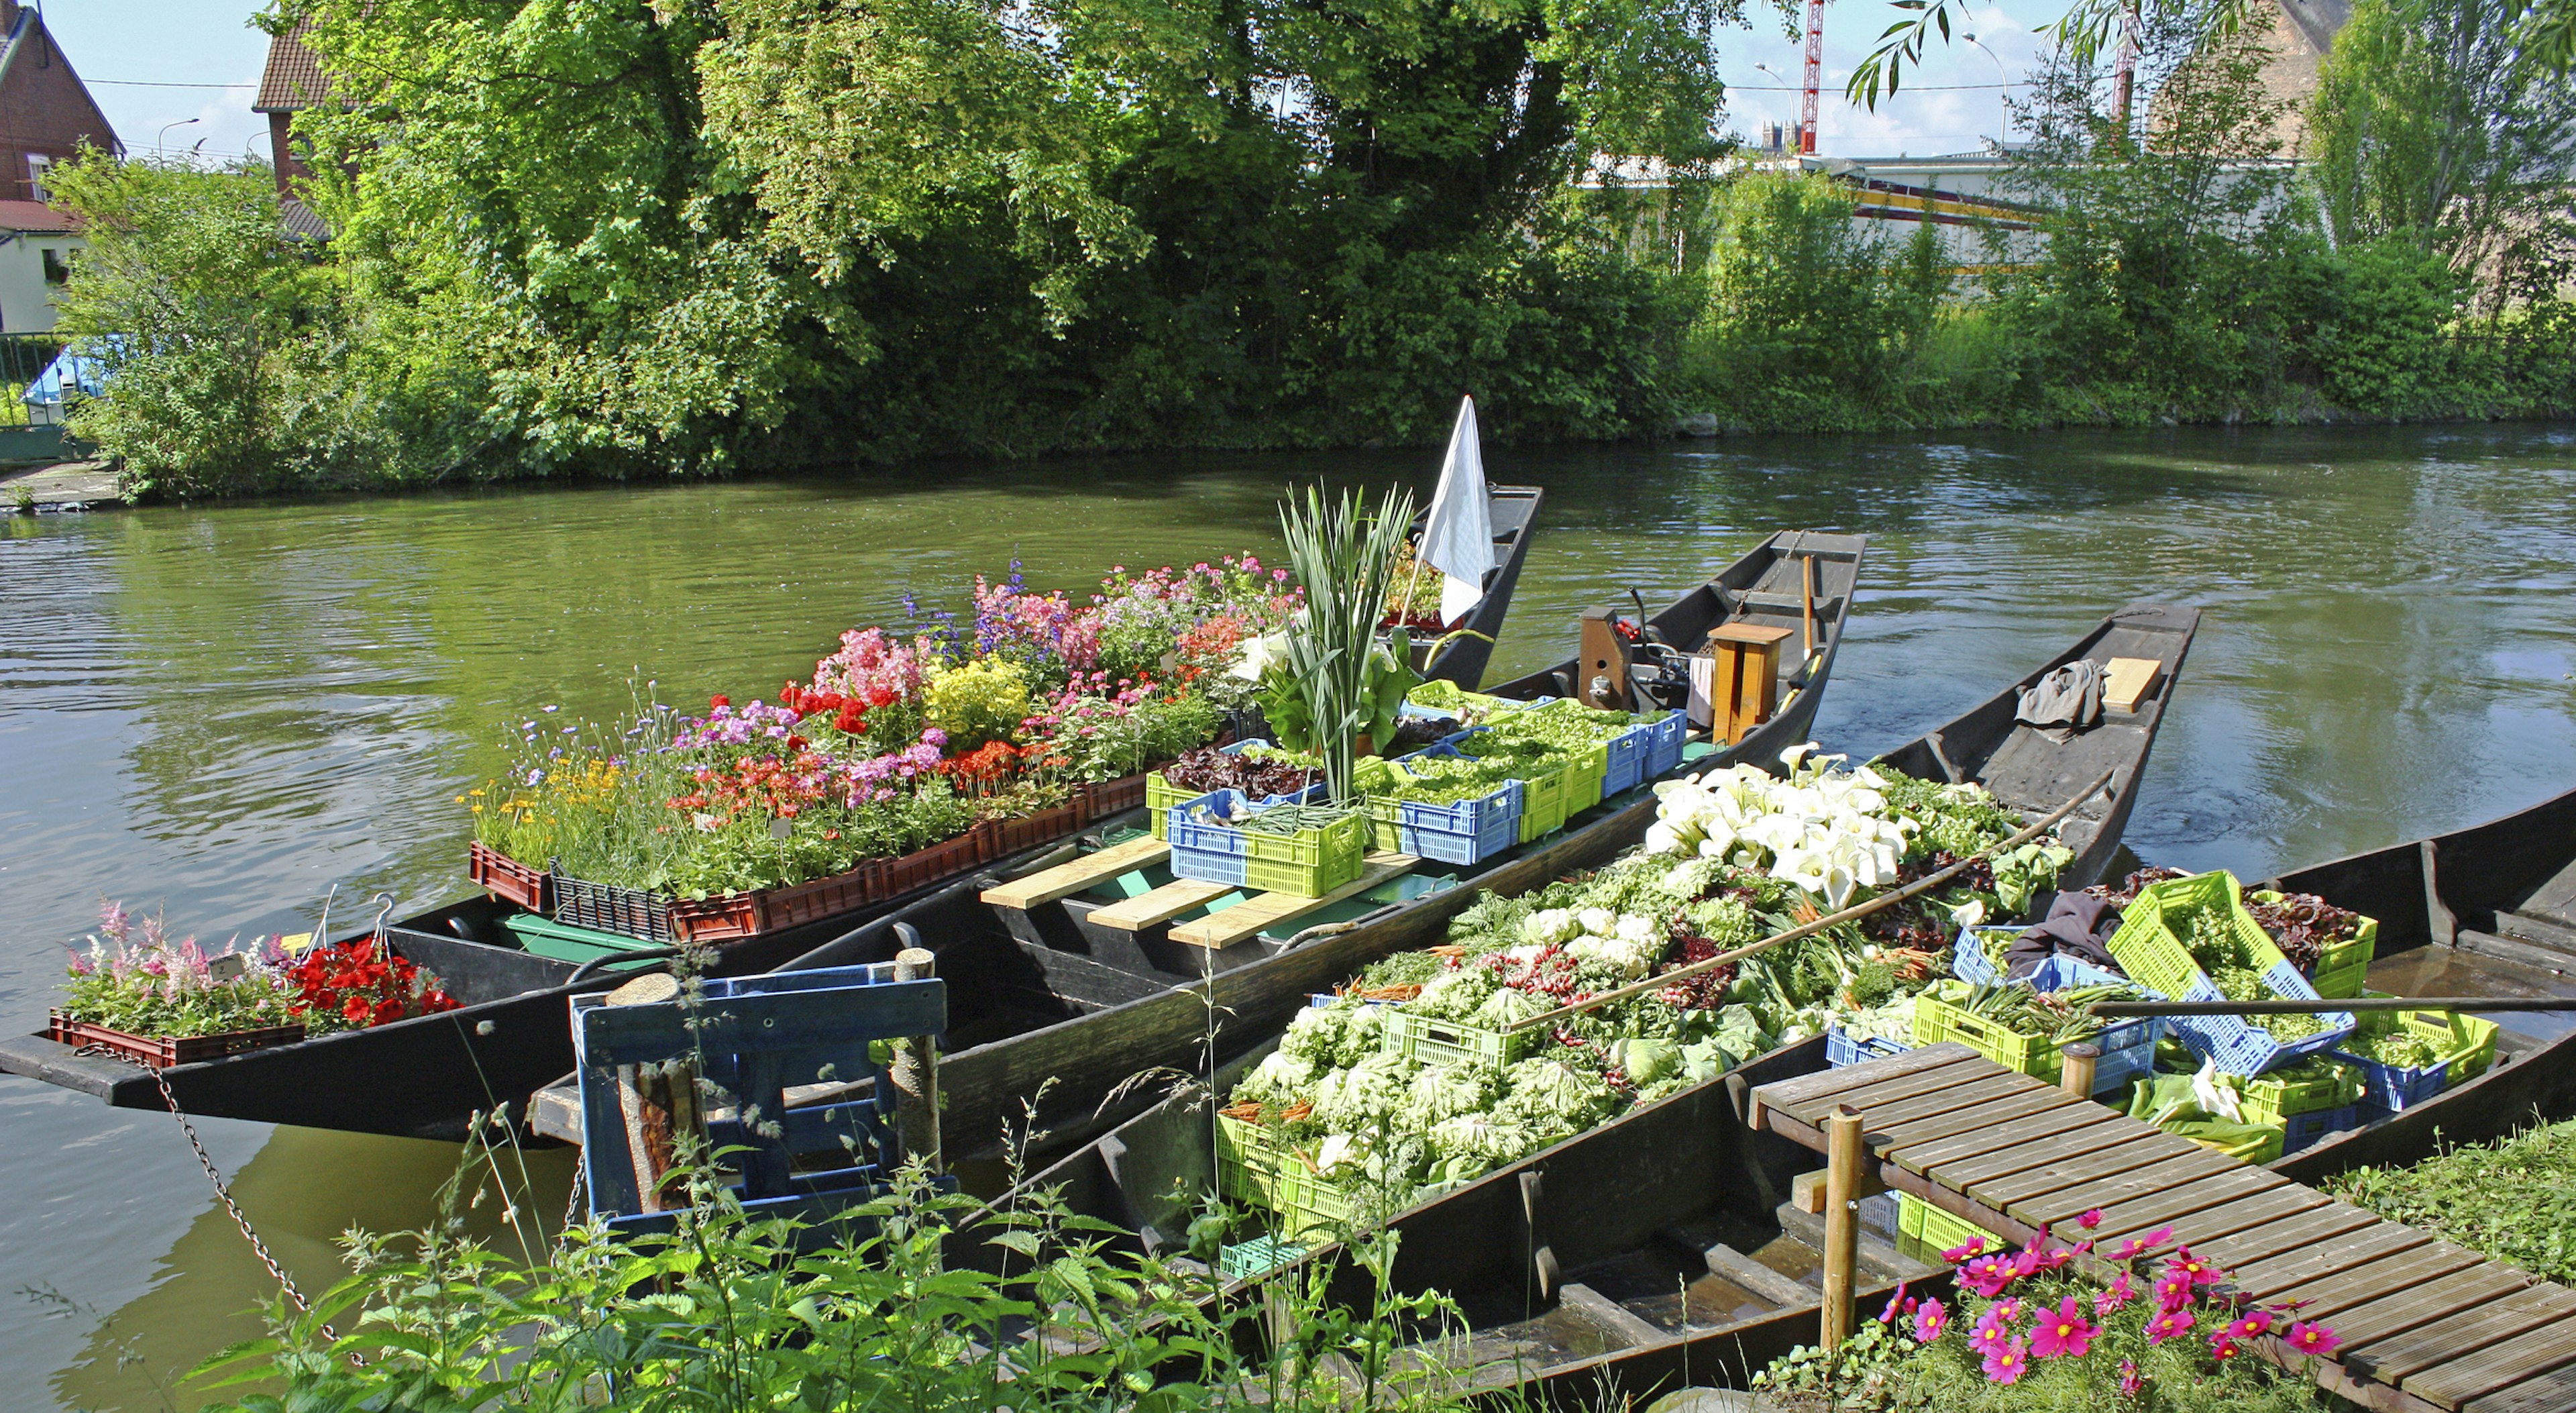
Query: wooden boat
[
  {"left": 0, "top": 484, "right": 1550, "bottom": 1142},
  {"left": 2264, "top": 782, "right": 2576, "bottom": 1184},
  {"left": 961, "top": 604, "right": 2198, "bottom": 1404},
  {"left": 1873, "top": 601, "right": 2200, "bottom": 890},
  {"left": 527, "top": 531, "right": 1870, "bottom": 1155}
]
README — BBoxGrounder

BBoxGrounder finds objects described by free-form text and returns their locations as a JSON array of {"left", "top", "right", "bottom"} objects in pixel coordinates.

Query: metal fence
[{"left": 0, "top": 333, "right": 65, "bottom": 427}]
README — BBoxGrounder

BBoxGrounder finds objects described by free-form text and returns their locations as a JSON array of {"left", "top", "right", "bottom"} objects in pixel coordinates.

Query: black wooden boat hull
[
  {"left": 2263, "top": 782, "right": 2576, "bottom": 1184},
  {"left": 525, "top": 530, "right": 1869, "bottom": 1155},
  {"left": 1874, "top": 601, "right": 2200, "bottom": 890},
  {"left": 1418, "top": 485, "right": 1544, "bottom": 690}
]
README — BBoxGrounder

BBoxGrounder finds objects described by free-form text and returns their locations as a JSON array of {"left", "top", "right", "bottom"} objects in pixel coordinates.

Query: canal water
[{"left": 3, "top": 422, "right": 2573, "bottom": 1408}]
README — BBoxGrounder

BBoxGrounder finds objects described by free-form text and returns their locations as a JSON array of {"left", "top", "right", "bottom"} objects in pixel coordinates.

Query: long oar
[
  {"left": 1507, "top": 766, "right": 2119, "bottom": 1033},
  {"left": 2090, "top": 995, "right": 2576, "bottom": 1017}
]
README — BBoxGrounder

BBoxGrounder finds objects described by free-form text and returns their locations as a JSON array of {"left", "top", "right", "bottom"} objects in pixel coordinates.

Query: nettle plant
[{"left": 1762, "top": 1212, "right": 2346, "bottom": 1411}]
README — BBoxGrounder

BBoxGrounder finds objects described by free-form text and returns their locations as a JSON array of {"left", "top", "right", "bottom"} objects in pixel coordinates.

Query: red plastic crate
[
  {"left": 468, "top": 841, "right": 549, "bottom": 911},
  {"left": 49, "top": 1012, "right": 306, "bottom": 1067}
]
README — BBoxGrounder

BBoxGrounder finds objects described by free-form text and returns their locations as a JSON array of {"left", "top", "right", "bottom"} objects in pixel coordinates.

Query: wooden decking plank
[
  {"left": 1998, "top": 1155, "right": 2246, "bottom": 1232},
  {"left": 2119, "top": 1186, "right": 2331, "bottom": 1257},
  {"left": 1764, "top": 1052, "right": 1994, "bottom": 1127},
  {"left": 1870, "top": 1086, "right": 2085, "bottom": 1150},
  {"left": 2375, "top": 1289, "right": 2576, "bottom": 1394},
  {"left": 1857, "top": 1076, "right": 2063, "bottom": 1142},
  {"left": 1753, "top": 1042, "right": 1981, "bottom": 1114},
  {"left": 2318, "top": 1267, "right": 2537, "bottom": 1355},
  {"left": 1087, "top": 878, "right": 1237, "bottom": 930},
  {"left": 1976, "top": 1133, "right": 2204, "bottom": 1210},
  {"left": 1919, "top": 1113, "right": 2140, "bottom": 1194},
  {"left": 980, "top": 836, "right": 1171, "bottom": 910},
  {"left": 2467, "top": 1358, "right": 2576, "bottom": 1413},
  {"left": 1167, "top": 853, "right": 1417, "bottom": 949},
  {"left": 2399, "top": 1294, "right": 2576, "bottom": 1407},
  {"left": 2188, "top": 1204, "right": 2384, "bottom": 1273},
  {"left": 2233, "top": 1229, "right": 2453, "bottom": 1308},
  {"left": 2071, "top": 1162, "right": 2288, "bottom": 1240},
  {"left": 1896, "top": 1097, "right": 2116, "bottom": 1173}
]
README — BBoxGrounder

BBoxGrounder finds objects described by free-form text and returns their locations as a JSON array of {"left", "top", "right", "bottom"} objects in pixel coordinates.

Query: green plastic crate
[
  {"left": 1516, "top": 762, "right": 1571, "bottom": 843},
  {"left": 1908, "top": 990, "right": 2153, "bottom": 1095},
  {"left": 1272, "top": 1159, "right": 1360, "bottom": 1237},
  {"left": 1216, "top": 1113, "right": 1287, "bottom": 1208},
  {"left": 1218, "top": 1235, "right": 1309, "bottom": 1280},
  {"left": 2232, "top": 1059, "right": 2363, "bottom": 1124},
  {"left": 2247, "top": 888, "right": 2379, "bottom": 998},
  {"left": 1897, "top": 1192, "right": 1999, "bottom": 1256},
  {"left": 1145, "top": 772, "right": 1187, "bottom": 840},
  {"left": 1559, "top": 740, "right": 1609, "bottom": 817},
  {"left": 1169, "top": 795, "right": 1370, "bottom": 898},
  {"left": 503, "top": 912, "right": 668, "bottom": 966},
  {"left": 2106, "top": 870, "right": 2355, "bottom": 1074},
  {"left": 1379, "top": 1006, "right": 1538, "bottom": 1074}
]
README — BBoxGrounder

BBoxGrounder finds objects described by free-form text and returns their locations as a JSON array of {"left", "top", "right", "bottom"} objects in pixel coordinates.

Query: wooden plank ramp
[
  {"left": 1167, "top": 853, "right": 1418, "bottom": 949},
  {"left": 1750, "top": 1044, "right": 2576, "bottom": 1413},
  {"left": 979, "top": 835, "right": 1169, "bottom": 910}
]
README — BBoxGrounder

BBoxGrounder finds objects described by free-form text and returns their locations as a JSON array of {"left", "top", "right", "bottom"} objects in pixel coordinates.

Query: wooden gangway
[{"left": 1750, "top": 1043, "right": 2576, "bottom": 1413}]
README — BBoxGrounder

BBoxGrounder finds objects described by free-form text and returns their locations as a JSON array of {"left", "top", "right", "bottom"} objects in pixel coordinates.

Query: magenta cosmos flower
[
  {"left": 1913, "top": 1299, "right": 1949, "bottom": 1343},
  {"left": 2031, "top": 1296, "right": 2101, "bottom": 1359},
  {"left": 1982, "top": 1336, "right": 2032, "bottom": 1385}
]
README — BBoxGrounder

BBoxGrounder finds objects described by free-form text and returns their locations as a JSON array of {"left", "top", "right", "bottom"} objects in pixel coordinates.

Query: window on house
[
  {"left": 42, "top": 248, "right": 68, "bottom": 285},
  {"left": 26, "top": 154, "right": 49, "bottom": 202}
]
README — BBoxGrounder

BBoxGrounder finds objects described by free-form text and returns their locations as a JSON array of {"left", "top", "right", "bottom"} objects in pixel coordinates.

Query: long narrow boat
[
  {"left": 0, "top": 486, "right": 1553, "bottom": 1142},
  {"left": 963, "top": 602, "right": 2196, "bottom": 1404},
  {"left": 2264, "top": 782, "right": 2576, "bottom": 1184},
  {"left": 528, "top": 530, "right": 1870, "bottom": 1155}
]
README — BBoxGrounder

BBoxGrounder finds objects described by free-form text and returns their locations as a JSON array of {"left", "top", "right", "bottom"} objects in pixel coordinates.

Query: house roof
[
  {"left": 254, "top": 19, "right": 333, "bottom": 113},
  {"left": 0, "top": 199, "right": 78, "bottom": 233}
]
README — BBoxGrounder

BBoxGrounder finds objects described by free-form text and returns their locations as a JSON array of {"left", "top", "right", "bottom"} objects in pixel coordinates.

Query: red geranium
[{"left": 286, "top": 941, "right": 460, "bottom": 1033}]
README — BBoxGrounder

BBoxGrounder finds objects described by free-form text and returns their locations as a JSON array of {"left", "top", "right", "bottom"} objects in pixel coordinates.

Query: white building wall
[{"left": 0, "top": 229, "right": 77, "bottom": 332}]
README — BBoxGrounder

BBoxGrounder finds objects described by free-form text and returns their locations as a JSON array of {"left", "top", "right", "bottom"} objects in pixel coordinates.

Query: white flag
[{"left": 1421, "top": 396, "right": 1495, "bottom": 626}]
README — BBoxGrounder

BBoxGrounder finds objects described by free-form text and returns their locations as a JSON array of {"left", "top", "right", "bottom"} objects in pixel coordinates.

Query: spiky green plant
[{"left": 1277, "top": 483, "right": 1416, "bottom": 804}]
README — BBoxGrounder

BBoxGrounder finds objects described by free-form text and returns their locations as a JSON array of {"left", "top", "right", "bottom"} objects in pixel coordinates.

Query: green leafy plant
[
  {"left": 1275, "top": 484, "right": 1417, "bottom": 804},
  {"left": 2330, "top": 1116, "right": 2576, "bottom": 1286}
]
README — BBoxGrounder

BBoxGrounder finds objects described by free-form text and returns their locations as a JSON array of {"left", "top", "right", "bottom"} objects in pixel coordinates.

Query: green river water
[{"left": 3, "top": 423, "right": 2573, "bottom": 1409}]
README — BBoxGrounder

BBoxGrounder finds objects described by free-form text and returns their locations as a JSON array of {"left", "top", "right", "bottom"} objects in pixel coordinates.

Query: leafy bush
[
  {"left": 2328, "top": 1115, "right": 2576, "bottom": 1285},
  {"left": 2309, "top": 237, "right": 2477, "bottom": 416}
]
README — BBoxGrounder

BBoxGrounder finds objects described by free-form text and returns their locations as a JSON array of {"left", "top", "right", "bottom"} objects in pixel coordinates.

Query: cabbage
[
  {"left": 1613, "top": 1037, "right": 1682, "bottom": 1088},
  {"left": 1471, "top": 985, "right": 1544, "bottom": 1032},
  {"left": 1411, "top": 967, "right": 1500, "bottom": 1023},
  {"left": 1232, "top": 1050, "right": 1316, "bottom": 1110},
  {"left": 1495, "top": 1057, "right": 1621, "bottom": 1137},
  {"left": 1309, "top": 1051, "right": 1417, "bottom": 1131},
  {"left": 1409, "top": 1061, "right": 1500, "bottom": 1124}
]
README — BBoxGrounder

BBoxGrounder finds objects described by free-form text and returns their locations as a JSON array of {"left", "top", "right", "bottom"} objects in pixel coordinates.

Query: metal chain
[
  {"left": 563, "top": 1151, "right": 588, "bottom": 1233},
  {"left": 87, "top": 1045, "right": 352, "bottom": 1357}
]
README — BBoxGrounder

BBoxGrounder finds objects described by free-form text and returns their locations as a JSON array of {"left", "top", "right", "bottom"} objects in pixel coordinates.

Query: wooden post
[
  {"left": 2061, "top": 1041, "right": 2101, "bottom": 1098},
  {"left": 1697, "top": 623, "right": 1794, "bottom": 743},
  {"left": 605, "top": 973, "right": 697, "bottom": 1213},
  {"left": 1801, "top": 554, "right": 1817, "bottom": 665},
  {"left": 1822, "top": 1104, "right": 1864, "bottom": 1357},
  {"left": 891, "top": 947, "right": 943, "bottom": 1173}
]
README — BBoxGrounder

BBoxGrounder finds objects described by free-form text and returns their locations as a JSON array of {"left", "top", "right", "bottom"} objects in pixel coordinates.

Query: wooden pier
[{"left": 1751, "top": 1043, "right": 2576, "bottom": 1413}]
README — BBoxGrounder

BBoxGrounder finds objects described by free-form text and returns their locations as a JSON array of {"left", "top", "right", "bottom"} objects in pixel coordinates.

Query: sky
[{"left": 44, "top": 0, "right": 2070, "bottom": 168}]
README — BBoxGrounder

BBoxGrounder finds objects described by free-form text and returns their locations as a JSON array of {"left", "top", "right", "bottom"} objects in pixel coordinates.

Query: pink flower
[
  {"left": 2146, "top": 1305, "right": 2197, "bottom": 1345},
  {"left": 2078, "top": 1208, "right": 2104, "bottom": 1229},
  {"left": 2153, "top": 1267, "right": 2196, "bottom": 1308},
  {"left": 1970, "top": 1305, "right": 2017, "bottom": 1358},
  {"left": 2119, "top": 1359, "right": 2143, "bottom": 1397},
  {"left": 1982, "top": 1336, "right": 2031, "bottom": 1385},
  {"left": 2286, "top": 1321, "right": 2341, "bottom": 1357},
  {"left": 1878, "top": 1281, "right": 1914, "bottom": 1324},
  {"left": 2167, "top": 1247, "right": 2225, "bottom": 1288},
  {"left": 1941, "top": 1237, "right": 1988, "bottom": 1262},
  {"left": 2096, "top": 1271, "right": 2138, "bottom": 1314},
  {"left": 2227, "top": 1308, "right": 2275, "bottom": 1340},
  {"left": 2031, "top": 1296, "right": 2100, "bottom": 1359},
  {"left": 1913, "top": 1300, "right": 1949, "bottom": 1343},
  {"left": 2211, "top": 1334, "right": 2242, "bottom": 1361},
  {"left": 1960, "top": 1253, "right": 2018, "bottom": 1297},
  {"left": 2109, "top": 1234, "right": 2153, "bottom": 1259}
]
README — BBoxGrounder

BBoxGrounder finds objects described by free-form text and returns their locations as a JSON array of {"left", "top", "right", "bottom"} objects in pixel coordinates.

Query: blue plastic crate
[
  {"left": 1953, "top": 926, "right": 2012, "bottom": 986},
  {"left": 1601, "top": 710, "right": 1691, "bottom": 796},
  {"left": 1642, "top": 710, "right": 1688, "bottom": 781},
  {"left": 2281, "top": 1103, "right": 2361, "bottom": 1154},
  {"left": 1827, "top": 1027, "right": 1913, "bottom": 1067},
  {"left": 1146, "top": 739, "right": 1322, "bottom": 840},
  {"left": 2336, "top": 1049, "right": 2451, "bottom": 1112},
  {"left": 2108, "top": 871, "right": 2356, "bottom": 1077},
  {"left": 2163, "top": 963, "right": 2355, "bottom": 1077},
  {"left": 1362, "top": 744, "right": 1524, "bottom": 866}
]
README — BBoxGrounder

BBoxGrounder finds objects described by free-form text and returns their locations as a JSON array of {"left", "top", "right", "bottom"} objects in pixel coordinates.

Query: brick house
[
  {"left": 253, "top": 19, "right": 335, "bottom": 238},
  {"left": 0, "top": 0, "right": 118, "bottom": 205}
]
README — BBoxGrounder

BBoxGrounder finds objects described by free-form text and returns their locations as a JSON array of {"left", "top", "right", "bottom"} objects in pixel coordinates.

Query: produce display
[
  {"left": 1921, "top": 978, "right": 2150, "bottom": 1046},
  {"left": 1220, "top": 749, "right": 2069, "bottom": 1223},
  {"left": 468, "top": 556, "right": 1299, "bottom": 901},
  {"left": 1159, "top": 743, "right": 1323, "bottom": 800},
  {"left": 2241, "top": 888, "right": 2369, "bottom": 972},
  {"left": 2185, "top": 909, "right": 2322, "bottom": 1042},
  {"left": 1351, "top": 750, "right": 1524, "bottom": 806},
  {"left": 2341, "top": 1026, "right": 2444, "bottom": 1069},
  {"left": 56, "top": 900, "right": 458, "bottom": 1042}
]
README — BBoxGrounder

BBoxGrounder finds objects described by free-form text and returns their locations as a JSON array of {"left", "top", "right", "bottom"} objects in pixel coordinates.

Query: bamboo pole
[
  {"left": 1822, "top": 1104, "right": 1865, "bottom": 1356},
  {"left": 2059, "top": 1041, "right": 2100, "bottom": 1098},
  {"left": 2089, "top": 996, "right": 2576, "bottom": 1017},
  {"left": 1507, "top": 767, "right": 2118, "bottom": 1033},
  {"left": 892, "top": 947, "right": 943, "bottom": 1173},
  {"left": 1802, "top": 554, "right": 1816, "bottom": 664}
]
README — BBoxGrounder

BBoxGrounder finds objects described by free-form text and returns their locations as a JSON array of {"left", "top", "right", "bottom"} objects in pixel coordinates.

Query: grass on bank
[{"left": 2328, "top": 1113, "right": 2576, "bottom": 1287}]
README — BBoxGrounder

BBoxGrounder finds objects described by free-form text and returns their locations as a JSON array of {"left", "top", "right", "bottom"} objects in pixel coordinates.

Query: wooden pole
[
  {"left": 1801, "top": 554, "right": 1816, "bottom": 666},
  {"left": 892, "top": 947, "right": 943, "bottom": 1173},
  {"left": 604, "top": 972, "right": 695, "bottom": 1213},
  {"left": 2060, "top": 1041, "right": 2100, "bottom": 1098},
  {"left": 1822, "top": 1104, "right": 1865, "bottom": 1357}
]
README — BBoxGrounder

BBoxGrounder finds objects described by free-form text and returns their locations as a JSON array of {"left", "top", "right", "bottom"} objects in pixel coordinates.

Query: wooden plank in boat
[
  {"left": 1167, "top": 853, "right": 1419, "bottom": 950},
  {"left": 1087, "top": 879, "right": 1238, "bottom": 931},
  {"left": 2102, "top": 656, "right": 2162, "bottom": 711},
  {"left": 980, "top": 836, "right": 1171, "bottom": 911}
]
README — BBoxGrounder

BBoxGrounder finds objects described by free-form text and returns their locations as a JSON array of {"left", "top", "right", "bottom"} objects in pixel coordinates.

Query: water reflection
[{"left": 2, "top": 421, "right": 2573, "bottom": 1407}]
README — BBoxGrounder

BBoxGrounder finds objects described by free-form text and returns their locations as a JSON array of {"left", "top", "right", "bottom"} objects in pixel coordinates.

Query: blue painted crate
[
  {"left": 1827, "top": 1027, "right": 1913, "bottom": 1067},
  {"left": 1361, "top": 744, "right": 1524, "bottom": 866},
  {"left": 571, "top": 961, "right": 947, "bottom": 1238},
  {"left": 1642, "top": 710, "right": 1689, "bottom": 780},
  {"left": 2280, "top": 1103, "right": 2361, "bottom": 1154}
]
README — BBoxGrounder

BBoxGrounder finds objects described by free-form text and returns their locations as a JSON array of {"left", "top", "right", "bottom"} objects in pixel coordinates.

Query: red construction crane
[{"left": 1800, "top": 0, "right": 1824, "bottom": 153}]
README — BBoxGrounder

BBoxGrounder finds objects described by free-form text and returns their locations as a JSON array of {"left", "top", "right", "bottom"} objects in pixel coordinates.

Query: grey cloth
[
  {"left": 2016, "top": 659, "right": 2104, "bottom": 741},
  {"left": 2004, "top": 890, "right": 2126, "bottom": 978}
]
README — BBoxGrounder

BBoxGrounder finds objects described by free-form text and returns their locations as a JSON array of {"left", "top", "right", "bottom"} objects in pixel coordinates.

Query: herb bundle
[{"left": 2187, "top": 910, "right": 2324, "bottom": 1042}]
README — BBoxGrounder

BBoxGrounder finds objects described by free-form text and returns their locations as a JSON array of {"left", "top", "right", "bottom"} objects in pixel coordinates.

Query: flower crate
[
  {"left": 1167, "top": 790, "right": 1368, "bottom": 897},
  {"left": 1379, "top": 1006, "right": 1540, "bottom": 1075},
  {"left": 2104, "top": 870, "right": 2355, "bottom": 1076},
  {"left": 48, "top": 1012, "right": 306, "bottom": 1068},
  {"left": 2281, "top": 1103, "right": 2361, "bottom": 1155},
  {"left": 469, "top": 841, "right": 549, "bottom": 912},
  {"left": 1827, "top": 1026, "right": 1912, "bottom": 1068},
  {"left": 979, "top": 798, "right": 1085, "bottom": 857},
  {"left": 1145, "top": 743, "right": 1321, "bottom": 841},
  {"left": 1897, "top": 1192, "right": 1999, "bottom": 1256},
  {"left": 1081, "top": 772, "right": 1149, "bottom": 821},
  {"left": 552, "top": 870, "right": 675, "bottom": 941},
  {"left": 2331, "top": 1003, "right": 2500, "bottom": 1113},
  {"left": 2246, "top": 889, "right": 2379, "bottom": 1000},
  {"left": 1911, "top": 986, "right": 2156, "bottom": 1098},
  {"left": 1361, "top": 747, "right": 1523, "bottom": 866}
]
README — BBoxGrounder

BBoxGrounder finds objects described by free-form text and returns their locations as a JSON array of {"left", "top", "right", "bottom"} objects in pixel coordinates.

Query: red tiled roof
[
  {"left": 0, "top": 199, "right": 78, "bottom": 233},
  {"left": 254, "top": 19, "right": 333, "bottom": 112}
]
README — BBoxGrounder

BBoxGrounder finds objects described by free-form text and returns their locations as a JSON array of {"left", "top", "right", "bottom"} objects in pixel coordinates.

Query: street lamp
[
  {"left": 1752, "top": 63, "right": 1794, "bottom": 153},
  {"left": 1961, "top": 35, "right": 2012, "bottom": 148},
  {"left": 156, "top": 117, "right": 199, "bottom": 161}
]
